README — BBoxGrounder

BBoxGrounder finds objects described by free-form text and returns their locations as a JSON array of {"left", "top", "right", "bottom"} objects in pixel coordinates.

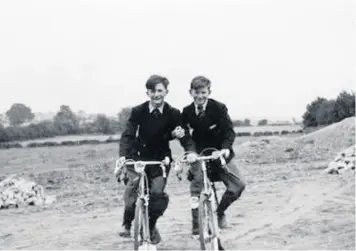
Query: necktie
[
  {"left": 197, "top": 105, "right": 204, "bottom": 119},
  {"left": 152, "top": 108, "right": 161, "bottom": 119}
]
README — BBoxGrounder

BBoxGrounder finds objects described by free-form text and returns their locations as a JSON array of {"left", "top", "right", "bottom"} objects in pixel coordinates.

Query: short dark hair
[
  {"left": 146, "top": 75, "right": 169, "bottom": 90},
  {"left": 190, "top": 76, "right": 211, "bottom": 90}
]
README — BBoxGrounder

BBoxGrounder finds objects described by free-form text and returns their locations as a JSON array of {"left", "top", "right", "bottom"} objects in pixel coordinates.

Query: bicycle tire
[
  {"left": 198, "top": 194, "right": 219, "bottom": 250},
  {"left": 133, "top": 198, "right": 150, "bottom": 250}
]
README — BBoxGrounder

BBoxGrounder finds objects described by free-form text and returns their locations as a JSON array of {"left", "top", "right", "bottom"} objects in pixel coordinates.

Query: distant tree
[
  {"left": 109, "top": 117, "right": 120, "bottom": 133},
  {"left": 333, "top": 90, "right": 355, "bottom": 122},
  {"left": 5, "top": 103, "right": 35, "bottom": 126},
  {"left": 243, "top": 118, "right": 251, "bottom": 126},
  {"left": 302, "top": 97, "right": 327, "bottom": 127},
  {"left": 0, "top": 114, "right": 6, "bottom": 125},
  {"left": 0, "top": 124, "right": 9, "bottom": 142},
  {"left": 315, "top": 99, "right": 336, "bottom": 125},
  {"left": 117, "top": 107, "right": 132, "bottom": 132},
  {"left": 94, "top": 114, "right": 114, "bottom": 134},
  {"left": 302, "top": 90, "right": 355, "bottom": 128},
  {"left": 76, "top": 110, "right": 87, "bottom": 126},
  {"left": 53, "top": 105, "right": 80, "bottom": 135},
  {"left": 257, "top": 119, "right": 268, "bottom": 126},
  {"left": 232, "top": 120, "right": 243, "bottom": 127},
  {"left": 30, "top": 120, "right": 57, "bottom": 138},
  {"left": 5, "top": 126, "right": 26, "bottom": 141}
]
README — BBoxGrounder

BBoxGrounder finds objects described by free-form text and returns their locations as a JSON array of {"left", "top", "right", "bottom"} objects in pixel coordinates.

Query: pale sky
[{"left": 0, "top": 0, "right": 354, "bottom": 121}]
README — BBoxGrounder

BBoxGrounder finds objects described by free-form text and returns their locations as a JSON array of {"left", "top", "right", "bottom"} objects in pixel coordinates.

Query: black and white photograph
[{"left": 0, "top": 0, "right": 355, "bottom": 250}]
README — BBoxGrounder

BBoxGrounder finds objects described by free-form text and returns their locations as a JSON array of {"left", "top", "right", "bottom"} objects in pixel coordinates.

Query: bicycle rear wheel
[
  {"left": 198, "top": 193, "right": 219, "bottom": 250},
  {"left": 133, "top": 198, "right": 150, "bottom": 250}
]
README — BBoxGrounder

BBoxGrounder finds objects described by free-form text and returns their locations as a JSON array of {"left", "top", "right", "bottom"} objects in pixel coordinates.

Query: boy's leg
[
  {"left": 188, "top": 161, "right": 204, "bottom": 236},
  {"left": 148, "top": 175, "right": 169, "bottom": 244},
  {"left": 216, "top": 160, "right": 246, "bottom": 228},
  {"left": 118, "top": 167, "right": 140, "bottom": 237}
]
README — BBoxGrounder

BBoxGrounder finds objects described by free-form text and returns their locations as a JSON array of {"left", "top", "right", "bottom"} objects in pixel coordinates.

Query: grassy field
[
  {"left": 0, "top": 131, "right": 354, "bottom": 250},
  {"left": 234, "top": 124, "right": 302, "bottom": 133},
  {"left": 16, "top": 125, "right": 303, "bottom": 147},
  {"left": 17, "top": 134, "right": 120, "bottom": 146}
]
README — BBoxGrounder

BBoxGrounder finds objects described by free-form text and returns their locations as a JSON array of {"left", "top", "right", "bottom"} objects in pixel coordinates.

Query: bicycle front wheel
[
  {"left": 133, "top": 198, "right": 150, "bottom": 250},
  {"left": 198, "top": 194, "right": 219, "bottom": 250}
]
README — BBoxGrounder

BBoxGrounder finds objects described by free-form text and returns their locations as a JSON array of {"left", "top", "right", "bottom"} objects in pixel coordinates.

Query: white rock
[
  {"left": 325, "top": 162, "right": 339, "bottom": 174},
  {"left": 0, "top": 176, "right": 56, "bottom": 210}
]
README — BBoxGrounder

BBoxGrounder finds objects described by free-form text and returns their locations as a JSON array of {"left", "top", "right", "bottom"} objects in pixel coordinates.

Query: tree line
[
  {"left": 0, "top": 104, "right": 132, "bottom": 143},
  {"left": 302, "top": 90, "right": 355, "bottom": 127},
  {"left": 0, "top": 89, "right": 354, "bottom": 143}
]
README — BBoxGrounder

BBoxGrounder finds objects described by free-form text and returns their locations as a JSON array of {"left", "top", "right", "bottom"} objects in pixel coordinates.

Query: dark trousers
[
  {"left": 188, "top": 160, "right": 245, "bottom": 215},
  {"left": 122, "top": 166, "right": 169, "bottom": 229}
]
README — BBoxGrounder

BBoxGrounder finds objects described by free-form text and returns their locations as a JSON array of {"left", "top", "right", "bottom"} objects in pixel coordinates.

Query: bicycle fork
[
  {"left": 138, "top": 173, "right": 151, "bottom": 243},
  {"left": 201, "top": 162, "right": 219, "bottom": 239},
  {"left": 201, "top": 162, "right": 217, "bottom": 206}
]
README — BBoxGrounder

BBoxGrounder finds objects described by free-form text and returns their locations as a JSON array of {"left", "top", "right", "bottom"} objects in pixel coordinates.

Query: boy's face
[
  {"left": 189, "top": 86, "right": 211, "bottom": 106},
  {"left": 146, "top": 83, "right": 168, "bottom": 107}
]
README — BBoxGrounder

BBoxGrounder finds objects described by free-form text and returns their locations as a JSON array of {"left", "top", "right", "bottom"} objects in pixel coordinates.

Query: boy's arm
[
  {"left": 219, "top": 104, "right": 236, "bottom": 151},
  {"left": 119, "top": 107, "right": 139, "bottom": 158},
  {"left": 173, "top": 108, "right": 196, "bottom": 152}
]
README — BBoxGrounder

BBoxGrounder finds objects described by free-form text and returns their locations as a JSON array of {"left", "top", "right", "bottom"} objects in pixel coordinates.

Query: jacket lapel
[
  {"left": 189, "top": 100, "right": 214, "bottom": 131},
  {"left": 146, "top": 102, "right": 170, "bottom": 139}
]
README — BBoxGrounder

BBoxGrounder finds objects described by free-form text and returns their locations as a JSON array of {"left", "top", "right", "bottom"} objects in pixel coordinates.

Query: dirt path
[{"left": 1, "top": 160, "right": 354, "bottom": 250}]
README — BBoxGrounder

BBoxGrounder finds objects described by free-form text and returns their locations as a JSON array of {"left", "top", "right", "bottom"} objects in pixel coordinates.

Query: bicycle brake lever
[
  {"left": 219, "top": 156, "right": 229, "bottom": 172},
  {"left": 163, "top": 156, "right": 170, "bottom": 166},
  {"left": 161, "top": 164, "right": 167, "bottom": 178},
  {"left": 220, "top": 156, "right": 226, "bottom": 166},
  {"left": 114, "top": 159, "right": 122, "bottom": 175}
]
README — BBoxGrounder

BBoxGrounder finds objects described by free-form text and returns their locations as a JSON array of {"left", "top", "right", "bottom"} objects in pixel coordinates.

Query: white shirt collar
[
  {"left": 149, "top": 102, "right": 165, "bottom": 114},
  {"left": 194, "top": 100, "right": 208, "bottom": 115}
]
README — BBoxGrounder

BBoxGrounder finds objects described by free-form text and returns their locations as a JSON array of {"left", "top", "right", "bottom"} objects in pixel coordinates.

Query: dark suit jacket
[
  {"left": 119, "top": 101, "right": 195, "bottom": 174},
  {"left": 182, "top": 98, "right": 236, "bottom": 163}
]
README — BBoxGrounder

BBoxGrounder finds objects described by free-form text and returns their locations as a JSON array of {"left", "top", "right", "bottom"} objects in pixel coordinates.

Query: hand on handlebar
[
  {"left": 212, "top": 149, "right": 230, "bottom": 160},
  {"left": 118, "top": 156, "right": 126, "bottom": 164},
  {"left": 115, "top": 156, "right": 126, "bottom": 183},
  {"left": 186, "top": 152, "right": 199, "bottom": 163},
  {"left": 115, "top": 157, "right": 170, "bottom": 182},
  {"left": 220, "top": 149, "right": 230, "bottom": 159},
  {"left": 215, "top": 149, "right": 230, "bottom": 170}
]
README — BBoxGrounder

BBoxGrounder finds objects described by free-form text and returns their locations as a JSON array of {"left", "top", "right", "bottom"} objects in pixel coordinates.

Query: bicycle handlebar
[
  {"left": 124, "top": 160, "right": 163, "bottom": 166},
  {"left": 114, "top": 157, "right": 170, "bottom": 179},
  {"left": 178, "top": 151, "right": 226, "bottom": 165},
  {"left": 174, "top": 150, "right": 227, "bottom": 181},
  {"left": 179, "top": 154, "right": 226, "bottom": 164}
]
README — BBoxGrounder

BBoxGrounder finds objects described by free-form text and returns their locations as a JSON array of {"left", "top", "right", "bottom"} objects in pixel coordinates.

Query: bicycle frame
[
  {"left": 199, "top": 158, "right": 220, "bottom": 246},
  {"left": 175, "top": 151, "right": 226, "bottom": 250},
  {"left": 200, "top": 159, "right": 217, "bottom": 206},
  {"left": 175, "top": 153, "right": 225, "bottom": 204},
  {"left": 137, "top": 170, "right": 150, "bottom": 243},
  {"left": 138, "top": 171, "right": 150, "bottom": 206},
  {"left": 134, "top": 160, "right": 166, "bottom": 206},
  {"left": 115, "top": 157, "right": 170, "bottom": 249}
]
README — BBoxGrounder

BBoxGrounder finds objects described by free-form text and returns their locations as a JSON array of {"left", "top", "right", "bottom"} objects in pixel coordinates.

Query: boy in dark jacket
[
  {"left": 116, "top": 75, "right": 194, "bottom": 244},
  {"left": 180, "top": 76, "right": 246, "bottom": 236}
]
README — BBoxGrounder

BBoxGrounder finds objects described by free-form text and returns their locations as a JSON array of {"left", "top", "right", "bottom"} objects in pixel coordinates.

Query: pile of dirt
[
  {"left": 0, "top": 175, "right": 55, "bottom": 209},
  {"left": 324, "top": 145, "right": 355, "bottom": 174},
  {"left": 235, "top": 136, "right": 295, "bottom": 164},
  {"left": 236, "top": 117, "right": 355, "bottom": 164},
  {"left": 292, "top": 117, "right": 355, "bottom": 162}
]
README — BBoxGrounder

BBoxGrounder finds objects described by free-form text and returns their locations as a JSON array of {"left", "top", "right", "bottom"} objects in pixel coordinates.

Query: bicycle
[
  {"left": 174, "top": 148, "right": 228, "bottom": 250},
  {"left": 114, "top": 157, "right": 171, "bottom": 250}
]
